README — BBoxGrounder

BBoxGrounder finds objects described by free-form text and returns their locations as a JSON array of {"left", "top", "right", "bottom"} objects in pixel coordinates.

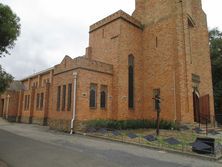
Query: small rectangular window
[
  {"left": 40, "top": 93, "right": 44, "bottom": 110},
  {"left": 67, "top": 83, "right": 72, "bottom": 111},
  {"left": 89, "top": 84, "right": 97, "bottom": 108},
  {"left": 57, "top": 86, "right": 61, "bottom": 111},
  {"left": 62, "top": 85, "right": 66, "bottom": 111}
]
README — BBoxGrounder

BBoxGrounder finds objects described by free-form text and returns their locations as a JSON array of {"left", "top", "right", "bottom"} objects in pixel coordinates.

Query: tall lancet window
[
  {"left": 187, "top": 15, "right": 195, "bottom": 64},
  {"left": 128, "top": 54, "right": 134, "bottom": 109},
  {"left": 89, "top": 84, "right": 97, "bottom": 108}
]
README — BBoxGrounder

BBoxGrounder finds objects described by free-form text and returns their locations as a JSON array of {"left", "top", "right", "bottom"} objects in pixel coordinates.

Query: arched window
[
  {"left": 89, "top": 84, "right": 97, "bottom": 108},
  {"left": 100, "top": 85, "right": 107, "bottom": 109},
  {"left": 128, "top": 55, "right": 134, "bottom": 109}
]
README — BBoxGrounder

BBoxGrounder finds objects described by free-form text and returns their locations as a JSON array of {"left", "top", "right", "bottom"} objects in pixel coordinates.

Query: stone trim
[
  {"left": 192, "top": 74, "right": 200, "bottom": 83},
  {"left": 89, "top": 10, "right": 143, "bottom": 33},
  {"left": 54, "top": 67, "right": 113, "bottom": 77},
  {"left": 54, "top": 57, "right": 113, "bottom": 75}
]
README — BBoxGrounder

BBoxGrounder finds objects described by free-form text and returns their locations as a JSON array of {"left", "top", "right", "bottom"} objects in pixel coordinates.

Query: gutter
[{"left": 70, "top": 72, "right": 78, "bottom": 134}]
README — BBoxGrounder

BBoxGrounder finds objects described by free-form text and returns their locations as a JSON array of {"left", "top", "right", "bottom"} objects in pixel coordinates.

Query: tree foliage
[
  {"left": 209, "top": 28, "right": 222, "bottom": 113},
  {"left": 0, "top": 3, "right": 18, "bottom": 93},
  {"left": 0, "top": 65, "right": 13, "bottom": 94},
  {"left": 0, "top": 3, "right": 20, "bottom": 57}
]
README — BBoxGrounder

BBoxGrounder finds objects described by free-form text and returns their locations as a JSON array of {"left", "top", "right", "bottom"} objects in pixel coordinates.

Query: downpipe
[{"left": 70, "top": 72, "right": 77, "bottom": 134}]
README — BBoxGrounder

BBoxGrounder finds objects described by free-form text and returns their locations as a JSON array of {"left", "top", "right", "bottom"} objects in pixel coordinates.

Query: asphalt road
[{"left": 0, "top": 119, "right": 221, "bottom": 167}]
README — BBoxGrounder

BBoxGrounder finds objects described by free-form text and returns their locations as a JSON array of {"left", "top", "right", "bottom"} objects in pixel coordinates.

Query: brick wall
[
  {"left": 17, "top": 90, "right": 24, "bottom": 122},
  {"left": 3, "top": 0, "right": 215, "bottom": 131},
  {"left": 175, "top": 0, "right": 214, "bottom": 123},
  {"left": 142, "top": 15, "right": 178, "bottom": 122},
  {"left": 48, "top": 56, "right": 113, "bottom": 129},
  {"left": 0, "top": 91, "right": 19, "bottom": 122},
  {"left": 132, "top": 0, "right": 214, "bottom": 124},
  {"left": 49, "top": 70, "right": 73, "bottom": 123},
  {"left": 89, "top": 11, "right": 144, "bottom": 120},
  {"left": 32, "top": 84, "right": 50, "bottom": 125},
  {"left": 116, "top": 19, "right": 143, "bottom": 120},
  {"left": 76, "top": 69, "right": 113, "bottom": 121},
  {"left": 20, "top": 90, "right": 32, "bottom": 123}
]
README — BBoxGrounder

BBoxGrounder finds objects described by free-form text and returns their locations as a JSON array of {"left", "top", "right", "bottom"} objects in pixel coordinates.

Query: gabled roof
[
  {"left": 60, "top": 55, "right": 72, "bottom": 64},
  {"left": 20, "top": 67, "right": 54, "bottom": 81},
  {"left": 7, "top": 81, "right": 25, "bottom": 91}
]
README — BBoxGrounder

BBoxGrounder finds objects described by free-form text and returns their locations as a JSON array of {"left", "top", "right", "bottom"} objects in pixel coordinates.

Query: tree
[
  {"left": 0, "top": 65, "right": 13, "bottom": 94},
  {"left": 0, "top": 3, "right": 18, "bottom": 92},
  {"left": 0, "top": 3, "right": 20, "bottom": 57},
  {"left": 209, "top": 28, "right": 222, "bottom": 115}
]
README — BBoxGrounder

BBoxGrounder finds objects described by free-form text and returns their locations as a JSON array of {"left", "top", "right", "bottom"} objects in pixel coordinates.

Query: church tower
[{"left": 132, "top": 0, "right": 214, "bottom": 124}]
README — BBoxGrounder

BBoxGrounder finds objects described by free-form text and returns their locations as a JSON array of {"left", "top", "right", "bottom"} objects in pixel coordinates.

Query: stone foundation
[
  {"left": 32, "top": 117, "right": 45, "bottom": 126},
  {"left": 16, "top": 116, "right": 21, "bottom": 123},
  {"left": 7, "top": 116, "right": 17, "bottom": 122},
  {"left": 48, "top": 119, "right": 71, "bottom": 132},
  {"left": 74, "top": 120, "right": 88, "bottom": 132},
  {"left": 47, "top": 119, "right": 87, "bottom": 132},
  {"left": 21, "top": 116, "right": 31, "bottom": 124}
]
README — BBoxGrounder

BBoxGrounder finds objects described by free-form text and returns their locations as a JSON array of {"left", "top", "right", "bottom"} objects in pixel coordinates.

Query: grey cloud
[{"left": 0, "top": 0, "right": 221, "bottom": 80}]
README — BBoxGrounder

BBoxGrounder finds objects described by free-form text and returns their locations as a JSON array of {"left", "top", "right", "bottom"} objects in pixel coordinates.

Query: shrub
[{"left": 86, "top": 119, "right": 178, "bottom": 130}]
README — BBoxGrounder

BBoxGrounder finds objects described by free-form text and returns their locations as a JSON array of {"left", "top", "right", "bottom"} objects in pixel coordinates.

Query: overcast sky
[{"left": 1, "top": 0, "right": 221, "bottom": 80}]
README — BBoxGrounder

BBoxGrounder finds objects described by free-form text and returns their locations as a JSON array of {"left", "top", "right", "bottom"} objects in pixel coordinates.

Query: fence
[
  {"left": 216, "top": 114, "right": 222, "bottom": 125},
  {"left": 83, "top": 127, "right": 222, "bottom": 158}
]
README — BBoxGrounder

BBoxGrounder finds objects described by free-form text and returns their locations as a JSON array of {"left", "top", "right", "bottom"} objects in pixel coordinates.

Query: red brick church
[{"left": 0, "top": 0, "right": 215, "bottom": 131}]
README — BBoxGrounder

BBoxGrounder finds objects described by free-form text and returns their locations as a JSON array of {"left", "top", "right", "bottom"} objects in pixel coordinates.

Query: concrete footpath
[
  {"left": 0, "top": 118, "right": 221, "bottom": 167},
  {"left": 0, "top": 160, "right": 8, "bottom": 167}
]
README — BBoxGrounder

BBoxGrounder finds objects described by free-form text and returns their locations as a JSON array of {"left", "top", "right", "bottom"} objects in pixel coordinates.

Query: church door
[
  {"left": 193, "top": 91, "right": 200, "bottom": 122},
  {"left": 199, "top": 95, "right": 210, "bottom": 123}
]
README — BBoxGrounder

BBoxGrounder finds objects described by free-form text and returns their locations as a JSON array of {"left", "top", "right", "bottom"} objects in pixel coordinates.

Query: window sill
[{"left": 129, "top": 108, "right": 134, "bottom": 111}]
